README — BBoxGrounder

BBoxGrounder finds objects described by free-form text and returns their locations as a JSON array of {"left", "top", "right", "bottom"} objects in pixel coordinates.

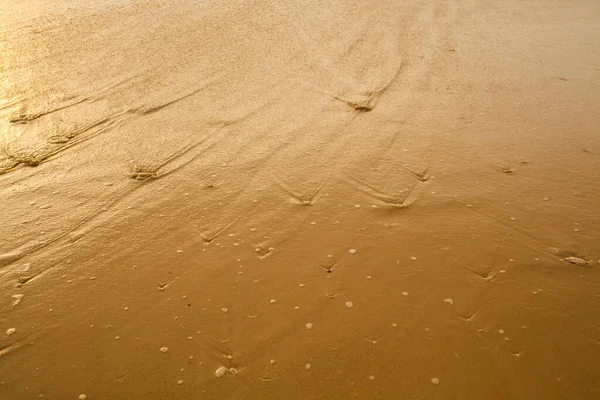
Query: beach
[{"left": 1, "top": 1, "right": 599, "bottom": 398}]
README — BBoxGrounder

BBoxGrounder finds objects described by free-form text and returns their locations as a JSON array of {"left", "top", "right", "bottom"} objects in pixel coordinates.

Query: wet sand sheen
[{"left": 1, "top": 0, "right": 600, "bottom": 399}]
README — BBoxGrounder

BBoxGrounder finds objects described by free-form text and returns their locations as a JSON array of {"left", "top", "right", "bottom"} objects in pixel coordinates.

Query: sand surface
[{"left": 1, "top": 0, "right": 600, "bottom": 399}]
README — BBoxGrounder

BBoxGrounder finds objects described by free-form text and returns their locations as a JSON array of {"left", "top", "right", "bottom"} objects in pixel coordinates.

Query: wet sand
[{"left": 1, "top": 0, "right": 600, "bottom": 399}]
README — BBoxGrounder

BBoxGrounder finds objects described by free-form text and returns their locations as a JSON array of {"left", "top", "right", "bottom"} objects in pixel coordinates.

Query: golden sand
[{"left": 1, "top": 0, "right": 599, "bottom": 398}]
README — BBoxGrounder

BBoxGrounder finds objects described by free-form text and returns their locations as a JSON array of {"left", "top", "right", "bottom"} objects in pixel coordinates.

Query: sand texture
[{"left": 1, "top": 0, "right": 599, "bottom": 399}]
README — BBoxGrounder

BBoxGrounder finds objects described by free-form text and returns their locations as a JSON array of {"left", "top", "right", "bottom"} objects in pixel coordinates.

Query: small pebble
[
  {"left": 499, "top": 329, "right": 505, "bottom": 335},
  {"left": 221, "top": 308, "right": 228, "bottom": 313},
  {"left": 79, "top": 395, "right": 87, "bottom": 400},
  {"left": 565, "top": 257, "right": 587, "bottom": 266},
  {"left": 443, "top": 298, "right": 454, "bottom": 305},
  {"left": 306, "top": 323, "right": 313, "bottom": 330},
  {"left": 348, "top": 249, "right": 357, "bottom": 254},
  {"left": 431, "top": 377, "right": 440, "bottom": 385},
  {"left": 305, "top": 363, "right": 311, "bottom": 370},
  {"left": 402, "top": 292, "right": 409, "bottom": 296},
  {"left": 270, "top": 299, "right": 277, "bottom": 304},
  {"left": 215, "top": 366, "right": 228, "bottom": 378},
  {"left": 6, "top": 328, "right": 16, "bottom": 336},
  {"left": 345, "top": 301, "right": 354, "bottom": 308},
  {"left": 160, "top": 347, "right": 169, "bottom": 353},
  {"left": 177, "top": 380, "right": 183, "bottom": 385}
]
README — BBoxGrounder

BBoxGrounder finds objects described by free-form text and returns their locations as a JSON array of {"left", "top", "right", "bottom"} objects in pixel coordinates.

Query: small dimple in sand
[
  {"left": 215, "top": 366, "right": 228, "bottom": 378},
  {"left": 11, "top": 294, "right": 24, "bottom": 306}
]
